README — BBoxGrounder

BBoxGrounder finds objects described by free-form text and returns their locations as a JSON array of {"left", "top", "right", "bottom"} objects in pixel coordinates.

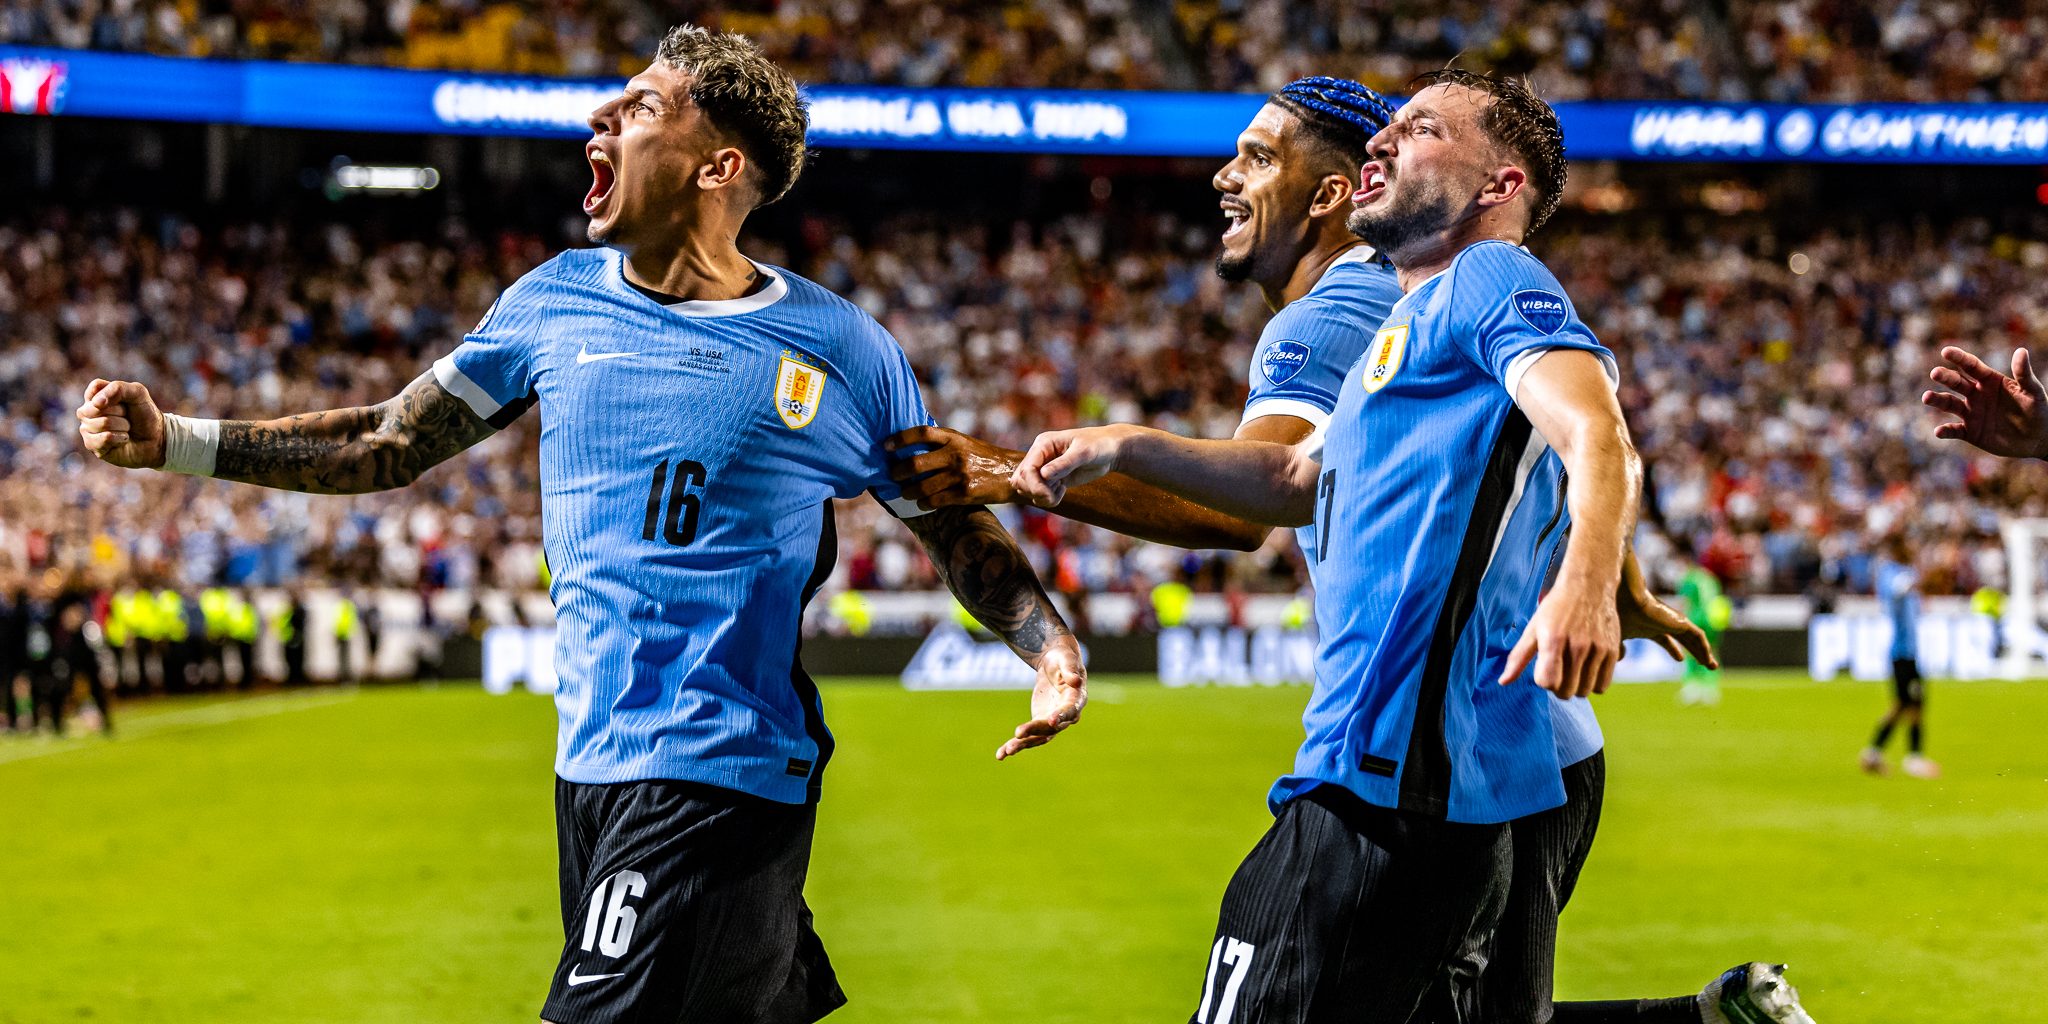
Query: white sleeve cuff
[
  {"left": 1301, "top": 420, "right": 1329, "bottom": 465},
  {"left": 1505, "top": 348, "right": 1620, "bottom": 404},
  {"left": 1239, "top": 398, "right": 1333, "bottom": 433},
  {"left": 433, "top": 354, "right": 503, "bottom": 420}
]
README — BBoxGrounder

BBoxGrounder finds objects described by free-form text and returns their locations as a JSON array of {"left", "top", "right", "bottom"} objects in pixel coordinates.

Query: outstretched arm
[
  {"left": 1922, "top": 346, "right": 2048, "bottom": 460},
  {"left": 77, "top": 370, "right": 496, "bottom": 494},
  {"left": 1497, "top": 350, "right": 1642, "bottom": 698},
  {"left": 1010, "top": 424, "right": 1320, "bottom": 528},
  {"left": 887, "top": 416, "right": 1315, "bottom": 551},
  {"left": 901, "top": 505, "right": 1087, "bottom": 759}
]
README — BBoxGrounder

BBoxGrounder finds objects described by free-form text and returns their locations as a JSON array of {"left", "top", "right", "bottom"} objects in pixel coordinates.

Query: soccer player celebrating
[
  {"left": 1011, "top": 71, "right": 1813, "bottom": 1024},
  {"left": 75, "top": 26, "right": 1085, "bottom": 1024},
  {"left": 897, "top": 74, "right": 1796, "bottom": 1024},
  {"left": 1863, "top": 534, "right": 1938, "bottom": 778},
  {"left": 882, "top": 77, "right": 1405, "bottom": 552}
]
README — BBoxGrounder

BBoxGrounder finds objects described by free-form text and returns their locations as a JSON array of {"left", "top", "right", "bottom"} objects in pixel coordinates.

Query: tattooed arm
[
  {"left": 77, "top": 371, "right": 496, "bottom": 494},
  {"left": 902, "top": 504, "right": 1087, "bottom": 759}
]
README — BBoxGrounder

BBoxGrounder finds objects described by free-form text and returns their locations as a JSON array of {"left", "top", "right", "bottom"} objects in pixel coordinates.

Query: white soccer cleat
[
  {"left": 1858, "top": 748, "right": 1887, "bottom": 775},
  {"left": 1902, "top": 754, "right": 1942, "bottom": 779},
  {"left": 1700, "top": 962, "right": 1818, "bottom": 1024}
]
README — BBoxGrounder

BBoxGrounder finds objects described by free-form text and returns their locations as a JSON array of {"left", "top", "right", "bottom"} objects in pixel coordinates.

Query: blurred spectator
[
  {"left": 1, "top": 0, "right": 659, "bottom": 76},
  {"left": 0, "top": 0, "right": 1164, "bottom": 86},
  {"left": 1174, "top": 0, "right": 1745, "bottom": 100}
]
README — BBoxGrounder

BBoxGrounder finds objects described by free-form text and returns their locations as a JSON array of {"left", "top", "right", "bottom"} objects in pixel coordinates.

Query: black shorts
[
  {"left": 541, "top": 778, "right": 845, "bottom": 1024},
  {"left": 1189, "top": 785, "right": 1512, "bottom": 1024},
  {"left": 1892, "top": 658, "right": 1925, "bottom": 706},
  {"left": 1473, "top": 750, "right": 1606, "bottom": 1024}
]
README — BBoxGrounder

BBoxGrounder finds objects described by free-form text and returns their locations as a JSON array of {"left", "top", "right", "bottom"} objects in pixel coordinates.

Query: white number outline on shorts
[
  {"left": 579, "top": 869, "right": 648, "bottom": 958},
  {"left": 1195, "top": 936, "right": 1257, "bottom": 1023}
]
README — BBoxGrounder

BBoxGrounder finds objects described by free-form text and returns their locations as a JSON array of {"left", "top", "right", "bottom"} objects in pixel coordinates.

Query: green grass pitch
[{"left": 4, "top": 672, "right": 2046, "bottom": 1023}]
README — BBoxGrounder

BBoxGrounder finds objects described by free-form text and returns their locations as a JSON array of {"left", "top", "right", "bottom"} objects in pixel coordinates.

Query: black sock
[
  {"left": 1872, "top": 718, "right": 1896, "bottom": 748},
  {"left": 1551, "top": 997, "right": 1700, "bottom": 1023},
  {"left": 1908, "top": 722, "right": 1923, "bottom": 754}
]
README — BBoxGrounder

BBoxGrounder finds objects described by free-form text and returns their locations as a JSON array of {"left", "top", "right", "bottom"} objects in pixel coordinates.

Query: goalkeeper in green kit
[{"left": 1677, "top": 551, "right": 1729, "bottom": 706}]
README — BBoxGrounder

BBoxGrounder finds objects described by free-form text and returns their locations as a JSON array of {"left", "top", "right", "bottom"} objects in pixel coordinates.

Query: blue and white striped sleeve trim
[{"left": 432, "top": 354, "right": 503, "bottom": 421}]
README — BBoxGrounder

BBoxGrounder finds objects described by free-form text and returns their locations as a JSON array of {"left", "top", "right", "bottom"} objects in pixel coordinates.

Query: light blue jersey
[
  {"left": 1274, "top": 240, "right": 1617, "bottom": 824},
  {"left": 1243, "top": 246, "right": 1604, "bottom": 774},
  {"left": 1242, "top": 245, "right": 1403, "bottom": 568},
  {"left": 434, "top": 247, "right": 932, "bottom": 804},
  {"left": 1878, "top": 559, "right": 1920, "bottom": 661}
]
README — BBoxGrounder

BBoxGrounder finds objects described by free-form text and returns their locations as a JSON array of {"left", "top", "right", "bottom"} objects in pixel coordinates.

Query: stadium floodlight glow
[{"left": 330, "top": 160, "right": 441, "bottom": 192}]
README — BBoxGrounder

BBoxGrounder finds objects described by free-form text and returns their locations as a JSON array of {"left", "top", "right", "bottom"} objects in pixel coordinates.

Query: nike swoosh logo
[
  {"left": 576, "top": 345, "right": 639, "bottom": 365},
  {"left": 567, "top": 966, "right": 625, "bottom": 986}
]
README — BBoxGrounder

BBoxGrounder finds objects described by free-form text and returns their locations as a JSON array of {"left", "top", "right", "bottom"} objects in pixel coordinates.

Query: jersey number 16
[{"left": 642, "top": 459, "right": 708, "bottom": 546}]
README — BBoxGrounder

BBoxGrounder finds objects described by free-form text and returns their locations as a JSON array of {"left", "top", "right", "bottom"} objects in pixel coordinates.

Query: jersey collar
[
  {"left": 1328, "top": 243, "right": 1378, "bottom": 269},
  {"left": 609, "top": 249, "right": 790, "bottom": 318}
]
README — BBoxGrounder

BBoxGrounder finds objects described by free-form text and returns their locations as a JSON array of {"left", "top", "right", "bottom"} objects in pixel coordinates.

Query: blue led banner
[{"left": 7, "top": 46, "right": 2048, "bottom": 164}]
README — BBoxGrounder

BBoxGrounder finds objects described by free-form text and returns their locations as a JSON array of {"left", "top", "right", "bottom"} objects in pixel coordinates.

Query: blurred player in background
[
  {"left": 78, "top": 25, "right": 1085, "bottom": 1024},
  {"left": 1863, "top": 534, "right": 1937, "bottom": 778},
  {"left": 0, "top": 570, "right": 23, "bottom": 734},
  {"left": 1676, "top": 550, "right": 1727, "bottom": 707},
  {"left": 44, "top": 597, "right": 115, "bottom": 737}
]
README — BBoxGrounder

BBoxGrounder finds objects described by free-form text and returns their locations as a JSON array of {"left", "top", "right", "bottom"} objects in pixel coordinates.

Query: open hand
[
  {"left": 1616, "top": 553, "right": 1718, "bottom": 668},
  {"left": 76, "top": 379, "right": 167, "bottom": 470},
  {"left": 1923, "top": 346, "right": 2048, "bottom": 459},
  {"left": 1617, "top": 587, "right": 1717, "bottom": 668},
  {"left": 996, "top": 642, "right": 1086, "bottom": 760}
]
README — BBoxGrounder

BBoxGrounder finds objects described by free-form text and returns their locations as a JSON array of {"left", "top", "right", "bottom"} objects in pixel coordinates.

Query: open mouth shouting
[
  {"left": 584, "top": 144, "right": 617, "bottom": 216},
  {"left": 1222, "top": 198, "right": 1251, "bottom": 240},
  {"left": 1353, "top": 161, "right": 1389, "bottom": 206}
]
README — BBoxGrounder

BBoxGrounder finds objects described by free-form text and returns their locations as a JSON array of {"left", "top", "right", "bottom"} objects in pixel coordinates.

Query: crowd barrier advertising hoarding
[
  {"left": 1806, "top": 613, "right": 2001, "bottom": 681},
  {"left": 11, "top": 47, "right": 2048, "bottom": 163},
  {"left": 480, "top": 625, "right": 1687, "bottom": 695}
]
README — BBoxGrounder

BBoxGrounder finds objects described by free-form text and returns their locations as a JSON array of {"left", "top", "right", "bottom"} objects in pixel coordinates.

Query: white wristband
[{"left": 160, "top": 414, "right": 221, "bottom": 477}]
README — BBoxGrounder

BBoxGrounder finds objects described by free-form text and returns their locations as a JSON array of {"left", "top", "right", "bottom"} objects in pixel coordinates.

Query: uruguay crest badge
[
  {"left": 1363, "top": 323, "right": 1410, "bottom": 394},
  {"left": 775, "top": 354, "right": 826, "bottom": 429}
]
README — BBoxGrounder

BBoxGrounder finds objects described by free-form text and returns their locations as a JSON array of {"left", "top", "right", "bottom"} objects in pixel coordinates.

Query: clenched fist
[{"left": 77, "top": 379, "right": 167, "bottom": 469}]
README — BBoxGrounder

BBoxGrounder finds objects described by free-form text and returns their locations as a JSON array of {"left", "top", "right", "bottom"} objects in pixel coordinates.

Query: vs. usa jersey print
[
  {"left": 434, "top": 247, "right": 933, "bottom": 804},
  {"left": 1241, "top": 246, "right": 1402, "bottom": 567},
  {"left": 1278, "top": 240, "right": 1618, "bottom": 824}
]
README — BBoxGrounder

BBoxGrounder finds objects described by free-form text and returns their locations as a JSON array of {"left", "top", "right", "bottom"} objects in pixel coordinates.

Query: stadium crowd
[
  {"left": 2, "top": 200, "right": 2035, "bottom": 625},
  {"left": 12, "top": 0, "right": 2048, "bottom": 99},
  {"left": 1177, "top": 0, "right": 2048, "bottom": 101}
]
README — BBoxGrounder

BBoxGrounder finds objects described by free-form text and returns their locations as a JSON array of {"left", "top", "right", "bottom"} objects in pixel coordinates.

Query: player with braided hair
[
  {"left": 890, "top": 75, "right": 1789, "bottom": 1023},
  {"left": 1006, "top": 69, "right": 1818, "bottom": 1022},
  {"left": 881, "top": 75, "right": 1402, "bottom": 549}
]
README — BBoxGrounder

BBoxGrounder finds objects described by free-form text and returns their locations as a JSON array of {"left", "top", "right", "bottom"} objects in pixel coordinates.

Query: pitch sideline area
[{"left": 4, "top": 674, "right": 2043, "bottom": 1023}]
